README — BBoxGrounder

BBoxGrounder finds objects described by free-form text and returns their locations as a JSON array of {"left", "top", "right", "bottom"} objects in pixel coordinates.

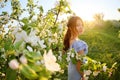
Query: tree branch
[{"left": 53, "top": 1, "right": 62, "bottom": 25}]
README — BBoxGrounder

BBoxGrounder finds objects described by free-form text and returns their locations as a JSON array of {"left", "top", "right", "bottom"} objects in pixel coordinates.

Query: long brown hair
[{"left": 63, "top": 16, "right": 83, "bottom": 51}]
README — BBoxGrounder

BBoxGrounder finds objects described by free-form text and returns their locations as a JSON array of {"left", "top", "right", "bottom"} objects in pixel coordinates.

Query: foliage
[
  {"left": 81, "top": 19, "right": 120, "bottom": 80},
  {"left": 0, "top": 0, "right": 72, "bottom": 79},
  {"left": 62, "top": 49, "right": 117, "bottom": 80}
]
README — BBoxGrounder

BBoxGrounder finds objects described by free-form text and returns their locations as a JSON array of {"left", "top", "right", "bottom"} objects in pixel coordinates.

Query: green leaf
[
  {"left": 26, "top": 52, "right": 41, "bottom": 59},
  {"left": 20, "top": 64, "right": 38, "bottom": 79},
  {"left": 14, "top": 40, "right": 23, "bottom": 50},
  {"left": 29, "top": 63, "right": 42, "bottom": 72},
  {"left": 21, "top": 18, "right": 29, "bottom": 25},
  {"left": 6, "top": 68, "right": 17, "bottom": 80},
  {"left": 2, "top": 12, "right": 8, "bottom": 15},
  {"left": 112, "top": 62, "right": 117, "bottom": 68},
  {"left": 39, "top": 6, "right": 44, "bottom": 13},
  {"left": 93, "top": 64, "right": 97, "bottom": 70},
  {"left": 71, "top": 58, "right": 77, "bottom": 64},
  {"left": 4, "top": 38, "right": 14, "bottom": 51}
]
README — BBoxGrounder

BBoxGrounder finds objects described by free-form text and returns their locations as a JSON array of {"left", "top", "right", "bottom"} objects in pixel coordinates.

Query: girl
[{"left": 63, "top": 16, "right": 88, "bottom": 80}]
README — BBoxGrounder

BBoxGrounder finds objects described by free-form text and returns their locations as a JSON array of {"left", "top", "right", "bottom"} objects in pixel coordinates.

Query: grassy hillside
[
  {"left": 80, "top": 20, "right": 120, "bottom": 66},
  {"left": 79, "top": 20, "right": 120, "bottom": 80}
]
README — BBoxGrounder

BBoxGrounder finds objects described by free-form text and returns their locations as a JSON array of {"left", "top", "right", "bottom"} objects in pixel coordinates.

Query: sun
[
  {"left": 71, "top": 6, "right": 97, "bottom": 21},
  {"left": 69, "top": 1, "right": 104, "bottom": 21}
]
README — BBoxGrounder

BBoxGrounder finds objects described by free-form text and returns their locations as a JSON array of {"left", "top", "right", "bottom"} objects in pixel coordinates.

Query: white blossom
[
  {"left": 0, "top": 14, "right": 9, "bottom": 24},
  {"left": 53, "top": 33, "right": 57, "bottom": 38},
  {"left": 66, "top": 55, "right": 70, "bottom": 62},
  {"left": 58, "top": 24, "right": 63, "bottom": 30},
  {"left": 11, "top": 27, "right": 22, "bottom": 35},
  {"left": 11, "top": 27, "right": 28, "bottom": 43},
  {"left": 43, "top": 50, "right": 61, "bottom": 72},
  {"left": 1, "top": 54, "right": 6, "bottom": 58},
  {"left": 38, "top": 40, "right": 46, "bottom": 48},
  {"left": 71, "top": 53, "right": 74, "bottom": 58},
  {"left": 103, "top": 65, "right": 107, "bottom": 72},
  {"left": 36, "top": 61, "right": 41, "bottom": 65},
  {"left": 26, "top": 30, "right": 46, "bottom": 47},
  {"left": 8, "top": 59, "right": 19, "bottom": 70},
  {"left": 48, "top": 38, "right": 54, "bottom": 43},
  {"left": 19, "top": 55, "right": 27, "bottom": 64},
  {"left": 27, "top": 45, "right": 33, "bottom": 52},
  {"left": 93, "top": 71, "right": 100, "bottom": 76},
  {"left": 58, "top": 24, "right": 63, "bottom": 34},
  {"left": 108, "top": 72, "right": 112, "bottom": 77},
  {"left": 58, "top": 51, "right": 62, "bottom": 61},
  {"left": 83, "top": 57, "right": 88, "bottom": 64},
  {"left": 84, "top": 76, "right": 89, "bottom": 80},
  {"left": 84, "top": 70, "right": 92, "bottom": 76},
  {"left": 1, "top": 48, "right": 5, "bottom": 52},
  {"left": 67, "top": 52, "right": 71, "bottom": 55},
  {"left": 27, "top": 31, "right": 39, "bottom": 46},
  {"left": 66, "top": 52, "right": 71, "bottom": 62},
  {"left": 1, "top": 73, "right": 5, "bottom": 77},
  {"left": 58, "top": 55, "right": 62, "bottom": 61},
  {"left": 47, "top": 30, "right": 52, "bottom": 36}
]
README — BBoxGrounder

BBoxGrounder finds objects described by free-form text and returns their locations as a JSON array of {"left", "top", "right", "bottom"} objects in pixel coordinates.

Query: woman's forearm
[{"left": 76, "top": 60, "right": 83, "bottom": 76}]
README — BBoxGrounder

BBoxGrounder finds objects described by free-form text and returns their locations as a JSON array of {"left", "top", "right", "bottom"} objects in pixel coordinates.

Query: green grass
[
  {"left": 80, "top": 24, "right": 120, "bottom": 65},
  {"left": 79, "top": 22, "right": 120, "bottom": 79}
]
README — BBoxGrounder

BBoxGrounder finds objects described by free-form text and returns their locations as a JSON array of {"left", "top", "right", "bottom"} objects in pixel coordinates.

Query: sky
[
  {"left": 0, "top": 0, "right": 120, "bottom": 21},
  {"left": 70, "top": 0, "right": 120, "bottom": 21}
]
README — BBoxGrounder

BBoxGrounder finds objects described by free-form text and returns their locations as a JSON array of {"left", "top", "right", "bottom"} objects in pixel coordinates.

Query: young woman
[{"left": 63, "top": 16, "right": 88, "bottom": 80}]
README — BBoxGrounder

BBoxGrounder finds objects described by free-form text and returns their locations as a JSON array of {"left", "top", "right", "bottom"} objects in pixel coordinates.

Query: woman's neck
[
  {"left": 70, "top": 37, "right": 79, "bottom": 45},
  {"left": 75, "top": 37, "right": 79, "bottom": 40}
]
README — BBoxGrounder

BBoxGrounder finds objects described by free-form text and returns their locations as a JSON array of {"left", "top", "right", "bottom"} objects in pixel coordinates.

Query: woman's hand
[
  {"left": 81, "top": 77, "right": 85, "bottom": 80},
  {"left": 77, "top": 50, "right": 85, "bottom": 80}
]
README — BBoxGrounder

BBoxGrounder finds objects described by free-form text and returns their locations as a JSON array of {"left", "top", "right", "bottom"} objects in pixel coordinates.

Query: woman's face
[{"left": 76, "top": 20, "right": 84, "bottom": 35}]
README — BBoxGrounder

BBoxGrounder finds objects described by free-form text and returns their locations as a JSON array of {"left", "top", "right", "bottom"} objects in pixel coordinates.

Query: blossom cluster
[
  {"left": 7, "top": 27, "right": 61, "bottom": 79},
  {"left": 64, "top": 49, "right": 117, "bottom": 80}
]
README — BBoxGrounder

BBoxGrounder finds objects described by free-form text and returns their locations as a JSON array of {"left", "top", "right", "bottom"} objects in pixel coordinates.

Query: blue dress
[{"left": 68, "top": 39, "right": 88, "bottom": 80}]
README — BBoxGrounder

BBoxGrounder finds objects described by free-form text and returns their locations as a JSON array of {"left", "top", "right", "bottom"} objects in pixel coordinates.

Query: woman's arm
[{"left": 76, "top": 50, "right": 84, "bottom": 79}]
